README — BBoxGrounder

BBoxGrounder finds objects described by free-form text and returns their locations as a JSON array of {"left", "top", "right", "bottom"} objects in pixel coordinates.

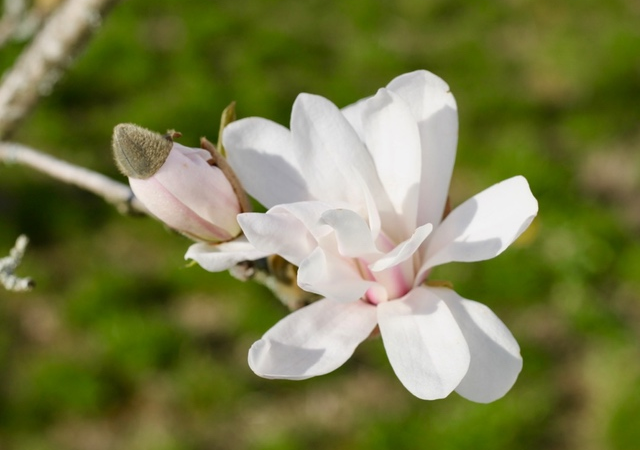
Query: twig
[
  {"left": 0, "top": 142, "right": 149, "bottom": 214},
  {"left": 0, "top": 0, "right": 120, "bottom": 139},
  {"left": 0, "top": 0, "right": 28, "bottom": 47},
  {"left": 230, "top": 256, "right": 321, "bottom": 311},
  {"left": 0, "top": 0, "right": 59, "bottom": 48},
  {"left": 1, "top": 234, "right": 34, "bottom": 292}
]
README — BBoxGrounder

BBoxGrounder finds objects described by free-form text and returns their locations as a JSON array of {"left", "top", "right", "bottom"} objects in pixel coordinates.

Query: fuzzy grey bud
[{"left": 112, "top": 123, "right": 173, "bottom": 179}]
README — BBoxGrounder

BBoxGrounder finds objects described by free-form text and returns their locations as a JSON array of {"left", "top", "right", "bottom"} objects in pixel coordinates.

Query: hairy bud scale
[{"left": 112, "top": 123, "right": 173, "bottom": 179}]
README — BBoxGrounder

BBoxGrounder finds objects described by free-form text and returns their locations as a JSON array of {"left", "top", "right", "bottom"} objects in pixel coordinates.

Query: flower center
[{"left": 356, "top": 257, "right": 414, "bottom": 306}]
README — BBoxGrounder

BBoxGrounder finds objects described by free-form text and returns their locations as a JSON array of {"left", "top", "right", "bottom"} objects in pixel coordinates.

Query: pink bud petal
[{"left": 130, "top": 143, "right": 242, "bottom": 243}]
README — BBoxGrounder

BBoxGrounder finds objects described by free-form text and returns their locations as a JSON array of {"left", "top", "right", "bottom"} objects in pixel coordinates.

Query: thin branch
[
  {"left": 0, "top": 0, "right": 28, "bottom": 47},
  {"left": 0, "top": 141, "right": 149, "bottom": 214},
  {"left": 0, "top": 0, "right": 120, "bottom": 139},
  {"left": 229, "top": 256, "right": 321, "bottom": 311},
  {"left": 1, "top": 234, "right": 34, "bottom": 292},
  {"left": 0, "top": 0, "right": 58, "bottom": 48}
]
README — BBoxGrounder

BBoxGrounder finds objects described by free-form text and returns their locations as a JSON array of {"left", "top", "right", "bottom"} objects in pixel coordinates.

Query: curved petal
[
  {"left": 238, "top": 212, "right": 318, "bottom": 266},
  {"left": 269, "top": 201, "right": 339, "bottom": 240},
  {"left": 249, "top": 298, "right": 377, "bottom": 379},
  {"left": 185, "top": 236, "right": 269, "bottom": 272},
  {"left": 361, "top": 174, "right": 382, "bottom": 239},
  {"left": 370, "top": 223, "right": 432, "bottom": 272},
  {"left": 340, "top": 96, "right": 368, "bottom": 142},
  {"left": 360, "top": 88, "right": 423, "bottom": 238},
  {"left": 433, "top": 288, "right": 522, "bottom": 403},
  {"left": 224, "top": 117, "right": 311, "bottom": 207},
  {"left": 367, "top": 223, "right": 433, "bottom": 301},
  {"left": 291, "top": 93, "right": 388, "bottom": 213},
  {"left": 239, "top": 201, "right": 347, "bottom": 265},
  {"left": 153, "top": 144, "right": 241, "bottom": 233},
  {"left": 377, "top": 287, "right": 470, "bottom": 399},
  {"left": 298, "top": 247, "right": 378, "bottom": 302},
  {"left": 420, "top": 176, "right": 538, "bottom": 277},
  {"left": 320, "top": 209, "right": 380, "bottom": 259},
  {"left": 386, "top": 70, "right": 459, "bottom": 228},
  {"left": 130, "top": 177, "right": 236, "bottom": 243}
]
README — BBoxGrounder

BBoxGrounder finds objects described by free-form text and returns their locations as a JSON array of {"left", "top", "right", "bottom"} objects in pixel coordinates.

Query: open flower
[{"left": 189, "top": 70, "right": 538, "bottom": 401}]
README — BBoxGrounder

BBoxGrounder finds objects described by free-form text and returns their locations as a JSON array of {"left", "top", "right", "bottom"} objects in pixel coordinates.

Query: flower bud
[{"left": 113, "top": 124, "right": 244, "bottom": 243}]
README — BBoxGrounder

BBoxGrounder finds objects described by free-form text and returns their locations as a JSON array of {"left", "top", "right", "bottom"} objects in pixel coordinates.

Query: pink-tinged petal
[
  {"left": 361, "top": 88, "right": 423, "bottom": 239},
  {"left": 155, "top": 144, "right": 241, "bottom": 233},
  {"left": 320, "top": 209, "right": 379, "bottom": 259},
  {"left": 432, "top": 288, "right": 522, "bottom": 403},
  {"left": 130, "top": 143, "right": 243, "bottom": 242},
  {"left": 367, "top": 223, "right": 434, "bottom": 301},
  {"left": 237, "top": 211, "right": 319, "bottom": 266},
  {"left": 223, "top": 117, "right": 311, "bottom": 207},
  {"left": 420, "top": 176, "right": 538, "bottom": 276},
  {"left": 130, "top": 177, "right": 236, "bottom": 243},
  {"left": 249, "top": 298, "right": 377, "bottom": 379},
  {"left": 185, "top": 236, "right": 269, "bottom": 272},
  {"left": 386, "top": 70, "right": 458, "bottom": 228},
  {"left": 370, "top": 223, "right": 432, "bottom": 272},
  {"left": 377, "top": 287, "right": 470, "bottom": 400},
  {"left": 291, "top": 94, "right": 388, "bottom": 211},
  {"left": 298, "top": 247, "right": 378, "bottom": 302}
]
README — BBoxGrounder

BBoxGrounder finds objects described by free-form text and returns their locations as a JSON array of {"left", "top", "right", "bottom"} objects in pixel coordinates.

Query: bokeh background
[{"left": 1, "top": 0, "right": 640, "bottom": 449}]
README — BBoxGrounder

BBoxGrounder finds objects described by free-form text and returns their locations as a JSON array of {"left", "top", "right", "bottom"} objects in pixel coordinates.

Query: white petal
[
  {"left": 249, "top": 298, "right": 377, "bottom": 379},
  {"left": 377, "top": 287, "right": 470, "bottom": 400},
  {"left": 361, "top": 176, "right": 382, "bottom": 239},
  {"left": 370, "top": 223, "right": 432, "bottom": 272},
  {"left": 224, "top": 117, "right": 311, "bottom": 207},
  {"left": 185, "top": 236, "right": 269, "bottom": 272},
  {"left": 387, "top": 70, "right": 459, "bottom": 228},
  {"left": 298, "top": 247, "right": 378, "bottom": 302},
  {"left": 320, "top": 209, "right": 380, "bottom": 258},
  {"left": 433, "top": 288, "right": 523, "bottom": 403},
  {"left": 291, "top": 93, "right": 386, "bottom": 210},
  {"left": 360, "top": 88, "right": 423, "bottom": 238},
  {"left": 341, "top": 96, "right": 368, "bottom": 142},
  {"left": 269, "top": 201, "right": 338, "bottom": 240},
  {"left": 238, "top": 212, "right": 318, "bottom": 266},
  {"left": 420, "top": 176, "right": 538, "bottom": 276},
  {"left": 239, "top": 201, "right": 345, "bottom": 265}
]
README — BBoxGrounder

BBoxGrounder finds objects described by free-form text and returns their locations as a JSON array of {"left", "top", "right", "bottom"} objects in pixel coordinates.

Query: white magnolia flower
[{"left": 188, "top": 70, "right": 538, "bottom": 402}]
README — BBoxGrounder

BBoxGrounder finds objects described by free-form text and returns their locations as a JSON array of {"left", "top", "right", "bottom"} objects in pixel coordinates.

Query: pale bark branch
[
  {"left": 1, "top": 234, "right": 34, "bottom": 292},
  {"left": 0, "top": 141, "right": 149, "bottom": 214},
  {"left": 0, "top": 0, "right": 120, "bottom": 139},
  {"left": 0, "top": 0, "right": 29, "bottom": 47},
  {"left": 0, "top": 0, "right": 56, "bottom": 48}
]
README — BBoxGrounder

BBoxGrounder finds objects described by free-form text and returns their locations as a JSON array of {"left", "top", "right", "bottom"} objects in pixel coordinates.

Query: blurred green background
[{"left": 1, "top": 0, "right": 640, "bottom": 449}]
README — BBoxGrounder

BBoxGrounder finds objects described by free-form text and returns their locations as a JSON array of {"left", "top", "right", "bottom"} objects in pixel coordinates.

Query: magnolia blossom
[
  {"left": 188, "top": 70, "right": 538, "bottom": 402},
  {"left": 129, "top": 143, "right": 243, "bottom": 243}
]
